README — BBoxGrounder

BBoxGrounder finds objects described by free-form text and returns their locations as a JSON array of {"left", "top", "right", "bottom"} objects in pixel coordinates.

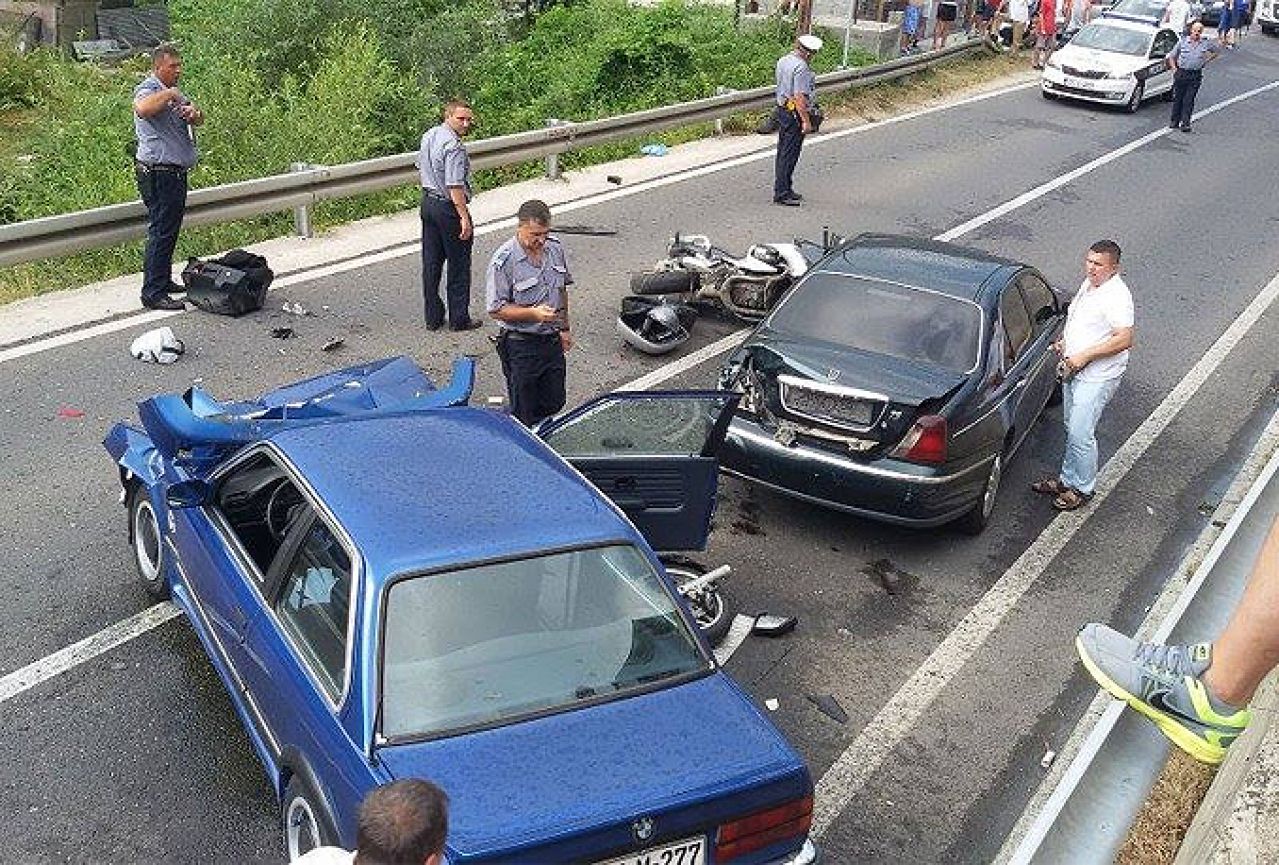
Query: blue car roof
[{"left": 268, "top": 408, "right": 635, "bottom": 579}]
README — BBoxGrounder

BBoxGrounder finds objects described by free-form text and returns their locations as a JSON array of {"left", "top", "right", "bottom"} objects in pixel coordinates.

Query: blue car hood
[{"left": 376, "top": 673, "right": 808, "bottom": 861}]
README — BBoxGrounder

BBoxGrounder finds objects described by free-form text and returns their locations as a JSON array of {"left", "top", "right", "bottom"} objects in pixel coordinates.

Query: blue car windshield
[
  {"left": 768, "top": 274, "right": 982, "bottom": 374},
  {"left": 1070, "top": 24, "right": 1151, "bottom": 55},
  {"left": 380, "top": 545, "right": 709, "bottom": 740}
]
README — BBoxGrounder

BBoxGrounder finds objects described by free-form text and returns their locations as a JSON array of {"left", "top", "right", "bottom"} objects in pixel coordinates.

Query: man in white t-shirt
[
  {"left": 1007, "top": 0, "right": 1032, "bottom": 51},
  {"left": 1031, "top": 239, "right": 1134, "bottom": 510},
  {"left": 1163, "top": 0, "right": 1193, "bottom": 33}
]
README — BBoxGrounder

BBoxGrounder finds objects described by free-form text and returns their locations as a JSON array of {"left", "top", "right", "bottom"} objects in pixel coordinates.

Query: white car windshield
[
  {"left": 380, "top": 544, "right": 709, "bottom": 740},
  {"left": 1070, "top": 24, "right": 1152, "bottom": 55}
]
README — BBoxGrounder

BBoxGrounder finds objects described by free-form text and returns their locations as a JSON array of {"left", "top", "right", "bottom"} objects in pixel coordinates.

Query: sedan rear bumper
[{"left": 720, "top": 417, "right": 992, "bottom": 528}]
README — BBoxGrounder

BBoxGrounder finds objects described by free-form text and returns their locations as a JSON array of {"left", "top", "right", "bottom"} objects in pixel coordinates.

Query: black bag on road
[{"left": 182, "top": 249, "right": 274, "bottom": 317}]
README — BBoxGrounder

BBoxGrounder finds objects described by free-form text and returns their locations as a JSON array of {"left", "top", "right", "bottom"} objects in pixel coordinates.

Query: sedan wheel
[
  {"left": 957, "top": 452, "right": 1003, "bottom": 535},
  {"left": 1125, "top": 81, "right": 1145, "bottom": 114},
  {"left": 129, "top": 487, "right": 168, "bottom": 599},
  {"left": 282, "top": 778, "right": 334, "bottom": 861}
]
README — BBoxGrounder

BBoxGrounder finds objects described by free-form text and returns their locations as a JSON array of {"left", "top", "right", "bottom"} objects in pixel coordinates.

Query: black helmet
[{"left": 616, "top": 296, "right": 696, "bottom": 355}]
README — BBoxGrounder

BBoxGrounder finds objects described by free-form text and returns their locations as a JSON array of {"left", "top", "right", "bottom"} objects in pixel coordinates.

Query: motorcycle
[
  {"left": 629, "top": 233, "right": 815, "bottom": 323},
  {"left": 664, "top": 554, "right": 737, "bottom": 646}
]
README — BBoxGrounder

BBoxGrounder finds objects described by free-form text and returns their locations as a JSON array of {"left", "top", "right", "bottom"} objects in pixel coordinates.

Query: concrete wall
[{"left": 0, "top": 0, "right": 100, "bottom": 50}]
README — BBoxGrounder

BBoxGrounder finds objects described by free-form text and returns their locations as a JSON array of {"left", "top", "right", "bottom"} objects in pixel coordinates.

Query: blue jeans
[
  {"left": 1060, "top": 376, "right": 1122, "bottom": 496},
  {"left": 136, "top": 166, "right": 188, "bottom": 303}
]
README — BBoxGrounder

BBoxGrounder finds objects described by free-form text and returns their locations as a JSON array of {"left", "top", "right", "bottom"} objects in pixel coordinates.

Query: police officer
[
  {"left": 486, "top": 200, "right": 573, "bottom": 427},
  {"left": 417, "top": 100, "right": 481, "bottom": 331},
  {"left": 133, "top": 44, "right": 204, "bottom": 311},
  {"left": 1167, "top": 21, "right": 1221, "bottom": 132},
  {"left": 773, "top": 34, "right": 822, "bottom": 207}
]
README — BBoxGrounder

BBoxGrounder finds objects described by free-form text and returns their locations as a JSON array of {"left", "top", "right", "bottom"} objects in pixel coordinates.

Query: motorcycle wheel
[
  {"left": 661, "top": 555, "right": 737, "bottom": 646},
  {"left": 630, "top": 269, "right": 699, "bottom": 296}
]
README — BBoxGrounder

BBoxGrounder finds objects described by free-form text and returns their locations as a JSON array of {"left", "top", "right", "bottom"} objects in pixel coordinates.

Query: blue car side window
[{"left": 276, "top": 520, "right": 353, "bottom": 700}]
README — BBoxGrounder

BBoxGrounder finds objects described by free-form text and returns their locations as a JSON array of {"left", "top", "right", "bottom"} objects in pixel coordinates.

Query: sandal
[
  {"left": 1032, "top": 477, "right": 1068, "bottom": 495},
  {"left": 1052, "top": 488, "right": 1092, "bottom": 511}
]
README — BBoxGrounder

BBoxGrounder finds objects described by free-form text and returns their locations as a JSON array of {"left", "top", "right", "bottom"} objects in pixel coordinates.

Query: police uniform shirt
[
  {"left": 775, "top": 52, "right": 816, "bottom": 107},
  {"left": 133, "top": 74, "right": 198, "bottom": 168},
  {"left": 1171, "top": 36, "right": 1219, "bottom": 70},
  {"left": 485, "top": 236, "right": 573, "bottom": 335},
  {"left": 417, "top": 123, "right": 472, "bottom": 200}
]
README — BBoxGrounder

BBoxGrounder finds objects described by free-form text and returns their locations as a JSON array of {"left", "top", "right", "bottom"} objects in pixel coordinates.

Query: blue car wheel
[
  {"left": 129, "top": 487, "right": 168, "bottom": 599},
  {"left": 282, "top": 776, "right": 336, "bottom": 860}
]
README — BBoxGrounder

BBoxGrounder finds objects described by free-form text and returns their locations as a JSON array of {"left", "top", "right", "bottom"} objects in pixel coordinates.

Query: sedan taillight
[
  {"left": 715, "top": 794, "right": 813, "bottom": 863},
  {"left": 892, "top": 414, "right": 948, "bottom": 465}
]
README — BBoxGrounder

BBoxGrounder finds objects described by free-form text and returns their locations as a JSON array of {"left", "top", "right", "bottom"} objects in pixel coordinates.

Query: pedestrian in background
[
  {"left": 934, "top": 0, "right": 959, "bottom": 48},
  {"left": 975, "top": 0, "right": 999, "bottom": 40},
  {"left": 417, "top": 100, "right": 482, "bottom": 332},
  {"left": 1032, "top": 0, "right": 1057, "bottom": 68},
  {"left": 1168, "top": 22, "right": 1221, "bottom": 131},
  {"left": 1162, "top": 0, "right": 1192, "bottom": 34},
  {"left": 294, "top": 778, "right": 450, "bottom": 864},
  {"left": 1031, "top": 239, "right": 1134, "bottom": 511},
  {"left": 1076, "top": 514, "right": 1279, "bottom": 766},
  {"left": 902, "top": 0, "right": 924, "bottom": 53},
  {"left": 132, "top": 44, "right": 204, "bottom": 312},
  {"left": 772, "top": 34, "right": 822, "bottom": 207},
  {"left": 487, "top": 200, "right": 573, "bottom": 427}
]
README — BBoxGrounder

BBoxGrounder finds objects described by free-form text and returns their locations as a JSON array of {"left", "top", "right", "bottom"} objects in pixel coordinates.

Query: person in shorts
[
  {"left": 902, "top": 0, "right": 923, "bottom": 52},
  {"left": 1032, "top": 0, "right": 1057, "bottom": 67},
  {"left": 934, "top": 0, "right": 959, "bottom": 47}
]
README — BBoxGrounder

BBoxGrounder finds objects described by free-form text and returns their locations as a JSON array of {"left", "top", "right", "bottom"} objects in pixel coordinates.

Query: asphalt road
[{"left": 1, "top": 38, "right": 1277, "bottom": 864}]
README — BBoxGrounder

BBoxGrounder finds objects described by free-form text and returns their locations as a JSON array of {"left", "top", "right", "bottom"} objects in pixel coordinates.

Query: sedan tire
[
  {"left": 1041, "top": 88, "right": 1059, "bottom": 100},
  {"left": 1124, "top": 80, "right": 1145, "bottom": 114},
  {"left": 282, "top": 776, "right": 337, "bottom": 861},
  {"left": 128, "top": 485, "right": 169, "bottom": 599},
  {"left": 957, "top": 451, "right": 1003, "bottom": 535}
]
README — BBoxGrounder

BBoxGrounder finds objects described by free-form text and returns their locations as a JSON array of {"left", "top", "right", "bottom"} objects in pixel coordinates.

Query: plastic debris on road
[
  {"left": 321, "top": 338, "right": 345, "bottom": 352},
  {"left": 639, "top": 143, "right": 668, "bottom": 157},
  {"left": 129, "top": 326, "right": 185, "bottom": 364},
  {"left": 270, "top": 327, "right": 295, "bottom": 339},
  {"left": 753, "top": 614, "right": 797, "bottom": 637},
  {"left": 1041, "top": 749, "right": 1056, "bottom": 769},
  {"left": 282, "top": 301, "right": 312, "bottom": 316},
  {"left": 56, "top": 406, "right": 86, "bottom": 419},
  {"left": 805, "top": 692, "right": 849, "bottom": 724},
  {"left": 765, "top": 698, "right": 780, "bottom": 711}
]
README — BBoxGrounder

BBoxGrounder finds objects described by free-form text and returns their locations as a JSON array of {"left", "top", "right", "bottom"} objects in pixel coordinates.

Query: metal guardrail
[{"left": 0, "top": 38, "right": 987, "bottom": 267}]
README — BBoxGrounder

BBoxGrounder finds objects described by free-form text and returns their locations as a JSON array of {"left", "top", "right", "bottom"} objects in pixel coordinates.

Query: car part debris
[
  {"left": 56, "top": 406, "right": 86, "bottom": 419},
  {"left": 270, "top": 327, "right": 295, "bottom": 340},
  {"left": 804, "top": 692, "right": 849, "bottom": 724},
  {"left": 321, "top": 338, "right": 345, "bottom": 352},
  {"left": 129, "top": 326, "right": 185, "bottom": 364},
  {"left": 281, "top": 301, "right": 311, "bottom": 316},
  {"left": 606, "top": 175, "right": 622, "bottom": 185},
  {"left": 753, "top": 614, "right": 797, "bottom": 637},
  {"left": 765, "top": 698, "right": 780, "bottom": 711}
]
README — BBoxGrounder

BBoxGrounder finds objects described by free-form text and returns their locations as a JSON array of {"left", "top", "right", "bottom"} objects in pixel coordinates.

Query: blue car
[{"left": 105, "top": 356, "right": 818, "bottom": 864}]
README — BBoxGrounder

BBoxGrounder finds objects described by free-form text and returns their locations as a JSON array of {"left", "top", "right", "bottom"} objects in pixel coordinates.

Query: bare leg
[{"left": 1205, "top": 516, "right": 1279, "bottom": 706}]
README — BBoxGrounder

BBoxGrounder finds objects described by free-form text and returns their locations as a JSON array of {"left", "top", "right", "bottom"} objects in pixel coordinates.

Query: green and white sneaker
[{"left": 1075, "top": 623, "right": 1252, "bottom": 765}]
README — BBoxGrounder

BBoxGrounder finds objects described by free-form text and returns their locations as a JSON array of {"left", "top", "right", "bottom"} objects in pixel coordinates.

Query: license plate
[
  {"left": 1063, "top": 75, "right": 1095, "bottom": 89},
  {"left": 595, "top": 835, "right": 707, "bottom": 865}
]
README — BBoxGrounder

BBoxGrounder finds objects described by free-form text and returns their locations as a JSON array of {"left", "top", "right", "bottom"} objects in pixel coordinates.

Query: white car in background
[
  {"left": 1258, "top": 0, "right": 1278, "bottom": 35},
  {"left": 1040, "top": 18, "right": 1181, "bottom": 112}
]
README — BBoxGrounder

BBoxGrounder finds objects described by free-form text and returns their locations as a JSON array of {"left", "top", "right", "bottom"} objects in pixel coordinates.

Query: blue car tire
[
  {"left": 282, "top": 775, "right": 337, "bottom": 861},
  {"left": 129, "top": 486, "right": 168, "bottom": 599}
]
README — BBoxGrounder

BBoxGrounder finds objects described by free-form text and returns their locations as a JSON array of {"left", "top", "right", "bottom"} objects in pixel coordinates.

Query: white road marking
[
  {"left": 619, "top": 330, "right": 750, "bottom": 391},
  {"left": 811, "top": 265, "right": 1279, "bottom": 836},
  {"left": 0, "top": 602, "right": 181, "bottom": 703},
  {"left": 0, "top": 81, "right": 1037, "bottom": 367},
  {"left": 714, "top": 615, "right": 758, "bottom": 665}
]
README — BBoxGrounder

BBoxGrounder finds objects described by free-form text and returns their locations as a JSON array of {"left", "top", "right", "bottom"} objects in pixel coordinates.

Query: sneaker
[{"left": 1075, "top": 623, "right": 1251, "bottom": 765}]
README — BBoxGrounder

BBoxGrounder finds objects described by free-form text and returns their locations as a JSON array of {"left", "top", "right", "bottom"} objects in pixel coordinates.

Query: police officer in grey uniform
[
  {"left": 773, "top": 34, "right": 821, "bottom": 207},
  {"left": 417, "top": 100, "right": 480, "bottom": 331},
  {"left": 133, "top": 44, "right": 204, "bottom": 311},
  {"left": 1167, "top": 21, "right": 1221, "bottom": 132},
  {"left": 486, "top": 200, "right": 574, "bottom": 427}
]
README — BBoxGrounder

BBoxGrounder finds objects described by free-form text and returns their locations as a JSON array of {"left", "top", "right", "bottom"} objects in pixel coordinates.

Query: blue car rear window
[
  {"left": 769, "top": 274, "right": 982, "bottom": 374},
  {"left": 380, "top": 545, "right": 709, "bottom": 740}
]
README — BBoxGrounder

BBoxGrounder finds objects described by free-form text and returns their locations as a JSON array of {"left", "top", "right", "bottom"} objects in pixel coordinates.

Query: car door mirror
[{"left": 166, "top": 479, "right": 212, "bottom": 509}]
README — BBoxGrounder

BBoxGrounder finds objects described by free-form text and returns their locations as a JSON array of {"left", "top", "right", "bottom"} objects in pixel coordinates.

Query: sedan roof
[
  {"left": 822, "top": 233, "right": 1022, "bottom": 302},
  {"left": 268, "top": 409, "right": 634, "bottom": 579}
]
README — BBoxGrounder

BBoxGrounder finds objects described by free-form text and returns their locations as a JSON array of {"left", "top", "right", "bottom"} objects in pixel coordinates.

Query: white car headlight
[{"left": 1105, "top": 69, "right": 1134, "bottom": 79}]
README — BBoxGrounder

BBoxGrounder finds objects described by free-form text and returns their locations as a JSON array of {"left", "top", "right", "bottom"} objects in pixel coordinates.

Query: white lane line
[
  {"left": 714, "top": 615, "right": 759, "bottom": 665},
  {"left": 811, "top": 266, "right": 1279, "bottom": 836},
  {"left": 619, "top": 330, "right": 751, "bottom": 391},
  {"left": 0, "top": 602, "right": 181, "bottom": 704},
  {"left": 0, "top": 81, "right": 1037, "bottom": 367}
]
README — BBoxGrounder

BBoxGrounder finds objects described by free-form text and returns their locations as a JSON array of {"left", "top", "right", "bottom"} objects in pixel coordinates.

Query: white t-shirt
[
  {"left": 292, "top": 848, "right": 355, "bottom": 865},
  {"left": 1164, "top": 0, "right": 1191, "bottom": 32},
  {"left": 1010, "top": 0, "right": 1031, "bottom": 23},
  {"left": 1062, "top": 273, "right": 1134, "bottom": 382}
]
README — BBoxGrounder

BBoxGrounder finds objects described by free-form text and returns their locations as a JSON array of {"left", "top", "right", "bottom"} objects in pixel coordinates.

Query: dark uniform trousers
[
  {"left": 773, "top": 109, "right": 806, "bottom": 201},
  {"left": 1169, "top": 68, "right": 1203, "bottom": 128},
  {"left": 136, "top": 164, "right": 189, "bottom": 303},
  {"left": 420, "top": 192, "right": 474, "bottom": 328},
  {"left": 497, "top": 331, "right": 566, "bottom": 427}
]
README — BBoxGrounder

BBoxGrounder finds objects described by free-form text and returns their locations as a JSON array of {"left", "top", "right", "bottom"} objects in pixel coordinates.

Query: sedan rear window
[
  {"left": 768, "top": 274, "right": 982, "bottom": 374},
  {"left": 1070, "top": 24, "right": 1151, "bottom": 55},
  {"left": 380, "top": 545, "right": 709, "bottom": 740}
]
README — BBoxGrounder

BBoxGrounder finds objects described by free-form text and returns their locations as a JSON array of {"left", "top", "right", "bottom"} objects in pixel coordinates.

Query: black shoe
[
  {"left": 449, "top": 319, "right": 483, "bottom": 332},
  {"left": 425, "top": 320, "right": 443, "bottom": 331},
  {"left": 1168, "top": 123, "right": 1178, "bottom": 129},
  {"left": 1180, "top": 125, "right": 1192, "bottom": 133},
  {"left": 142, "top": 295, "right": 184, "bottom": 311},
  {"left": 789, "top": 192, "right": 804, "bottom": 201},
  {"left": 773, "top": 195, "right": 801, "bottom": 207},
  {"left": 167, "top": 281, "right": 187, "bottom": 295}
]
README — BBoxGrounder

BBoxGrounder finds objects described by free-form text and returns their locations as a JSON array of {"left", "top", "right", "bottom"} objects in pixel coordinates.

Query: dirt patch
[{"left": 1116, "top": 750, "right": 1216, "bottom": 864}]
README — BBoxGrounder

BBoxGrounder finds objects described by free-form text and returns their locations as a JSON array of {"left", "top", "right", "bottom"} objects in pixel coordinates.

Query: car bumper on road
[
  {"left": 1041, "top": 69, "right": 1136, "bottom": 105},
  {"left": 721, "top": 417, "right": 992, "bottom": 528}
]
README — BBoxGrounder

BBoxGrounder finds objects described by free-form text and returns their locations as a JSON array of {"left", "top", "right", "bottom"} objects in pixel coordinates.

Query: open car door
[{"left": 537, "top": 391, "right": 740, "bottom": 553}]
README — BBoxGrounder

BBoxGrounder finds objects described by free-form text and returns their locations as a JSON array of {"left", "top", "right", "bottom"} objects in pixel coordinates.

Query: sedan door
[
  {"left": 536, "top": 391, "right": 740, "bottom": 553},
  {"left": 1146, "top": 29, "right": 1179, "bottom": 96}
]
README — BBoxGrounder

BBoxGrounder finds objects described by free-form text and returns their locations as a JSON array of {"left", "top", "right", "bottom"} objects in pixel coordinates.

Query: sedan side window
[
  {"left": 215, "top": 451, "right": 313, "bottom": 577},
  {"left": 275, "top": 519, "right": 353, "bottom": 701},
  {"left": 999, "top": 285, "right": 1033, "bottom": 361},
  {"left": 1018, "top": 274, "right": 1059, "bottom": 337}
]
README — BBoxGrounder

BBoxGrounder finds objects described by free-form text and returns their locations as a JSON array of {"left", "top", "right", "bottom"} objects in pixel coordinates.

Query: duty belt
[{"left": 135, "top": 161, "right": 189, "bottom": 174}]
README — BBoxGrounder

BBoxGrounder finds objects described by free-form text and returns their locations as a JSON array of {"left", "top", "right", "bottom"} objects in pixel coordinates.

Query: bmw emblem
[
  {"left": 826, "top": 368, "right": 841, "bottom": 381},
  {"left": 632, "top": 816, "right": 655, "bottom": 844}
]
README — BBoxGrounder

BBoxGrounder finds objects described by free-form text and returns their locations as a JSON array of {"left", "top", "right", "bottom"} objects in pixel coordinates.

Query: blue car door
[{"left": 536, "top": 391, "right": 739, "bottom": 553}]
